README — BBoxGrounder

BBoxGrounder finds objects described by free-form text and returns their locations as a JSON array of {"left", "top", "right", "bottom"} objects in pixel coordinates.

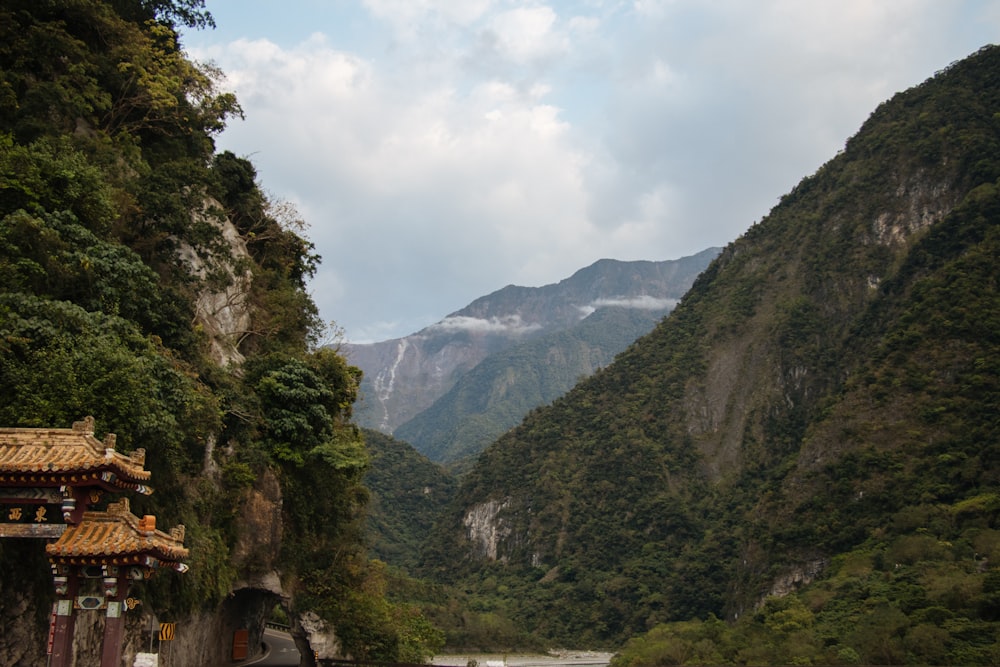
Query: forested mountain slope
[
  {"left": 346, "top": 251, "right": 717, "bottom": 435},
  {"left": 395, "top": 305, "right": 677, "bottom": 465},
  {"left": 420, "top": 45, "right": 1000, "bottom": 663},
  {"left": 0, "top": 2, "right": 439, "bottom": 664},
  {"left": 363, "top": 429, "right": 456, "bottom": 570}
]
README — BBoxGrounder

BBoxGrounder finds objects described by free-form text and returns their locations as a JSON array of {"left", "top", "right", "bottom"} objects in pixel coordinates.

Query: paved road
[{"left": 238, "top": 628, "right": 301, "bottom": 666}]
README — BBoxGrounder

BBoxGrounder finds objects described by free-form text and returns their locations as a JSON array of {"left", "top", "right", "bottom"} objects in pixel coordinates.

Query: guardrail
[
  {"left": 264, "top": 621, "right": 292, "bottom": 632},
  {"left": 319, "top": 659, "right": 448, "bottom": 667},
  {"left": 264, "top": 629, "right": 468, "bottom": 667}
]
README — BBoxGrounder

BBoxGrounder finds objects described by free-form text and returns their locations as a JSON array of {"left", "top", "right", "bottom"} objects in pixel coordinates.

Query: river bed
[{"left": 433, "top": 651, "right": 614, "bottom": 667}]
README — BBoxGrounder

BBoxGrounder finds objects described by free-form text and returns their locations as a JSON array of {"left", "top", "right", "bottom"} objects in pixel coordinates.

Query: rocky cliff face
[
  {"left": 175, "top": 198, "right": 254, "bottom": 367},
  {"left": 0, "top": 585, "right": 45, "bottom": 666},
  {"left": 346, "top": 329, "right": 516, "bottom": 433},
  {"left": 0, "top": 204, "right": 295, "bottom": 666},
  {"left": 345, "top": 250, "right": 720, "bottom": 436}
]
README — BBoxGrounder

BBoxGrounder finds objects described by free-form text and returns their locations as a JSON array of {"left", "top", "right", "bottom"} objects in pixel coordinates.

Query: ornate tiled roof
[
  {"left": 46, "top": 499, "right": 188, "bottom": 568},
  {"left": 0, "top": 417, "right": 151, "bottom": 492}
]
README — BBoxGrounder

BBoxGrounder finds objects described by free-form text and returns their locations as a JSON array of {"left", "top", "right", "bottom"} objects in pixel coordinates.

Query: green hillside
[
  {"left": 419, "top": 45, "right": 1000, "bottom": 663},
  {"left": 395, "top": 305, "right": 673, "bottom": 465},
  {"left": 0, "top": 2, "right": 439, "bottom": 663},
  {"left": 363, "top": 428, "right": 457, "bottom": 570}
]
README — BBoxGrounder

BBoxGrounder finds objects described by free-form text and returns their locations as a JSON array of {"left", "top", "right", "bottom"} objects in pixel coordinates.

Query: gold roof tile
[
  {"left": 0, "top": 417, "right": 151, "bottom": 489},
  {"left": 45, "top": 499, "right": 188, "bottom": 564}
]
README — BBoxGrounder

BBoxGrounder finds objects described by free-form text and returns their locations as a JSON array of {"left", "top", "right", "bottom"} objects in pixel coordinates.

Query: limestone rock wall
[{"left": 174, "top": 198, "right": 253, "bottom": 367}]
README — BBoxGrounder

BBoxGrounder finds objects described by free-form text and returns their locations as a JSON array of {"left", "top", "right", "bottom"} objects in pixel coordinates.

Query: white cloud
[
  {"left": 243, "top": 41, "right": 369, "bottom": 115},
  {"left": 427, "top": 315, "right": 543, "bottom": 336},
  {"left": 187, "top": 0, "right": 998, "bottom": 342},
  {"left": 363, "top": 0, "right": 495, "bottom": 27},
  {"left": 593, "top": 296, "right": 678, "bottom": 310},
  {"left": 577, "top": 295, "right": 678, "bottom": 318},
  {"left": 632, "top": 0, "right": 674, "bottom": 20},
  {"left": 487, "top": 6, "right": 567, "bottom": 64},
  {"left": 198, "top": 29, "right": 600, "bottom": 342}
]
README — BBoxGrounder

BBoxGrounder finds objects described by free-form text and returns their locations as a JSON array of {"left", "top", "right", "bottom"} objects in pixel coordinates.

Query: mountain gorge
[
  {"left": 415, "top": 45, "right": 1000, "bottom": 664},
  {"left": 346, "top": 250, "right": 719, "bottom": 459},
  {"left": 2, "top": 3, "right": 999, "bottom": 664}
]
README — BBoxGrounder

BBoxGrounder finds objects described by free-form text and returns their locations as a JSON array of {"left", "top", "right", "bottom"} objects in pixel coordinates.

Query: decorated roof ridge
[
  {"left": 45, "top": 498, "right": 188, "bottom": 565},
  {"left": 0, "top": 416, "right": 152, "bottom": 488}
]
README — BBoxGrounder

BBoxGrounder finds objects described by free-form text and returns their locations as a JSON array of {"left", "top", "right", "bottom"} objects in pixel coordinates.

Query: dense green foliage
[
  {"left": 363, "top": 429, "right": 457, "bottom": 569},
  {"left": 0, "top": 2, "right": 439, "bottom": 662},
  {"left": 417, "top": 44, "right": 1000, "bottom": 659},
  {"left": 613, "top": 521, "right": 1000, "bottom": 665},
  {"left": 361, "top": 430, "right": 550, "bottom": 652}
]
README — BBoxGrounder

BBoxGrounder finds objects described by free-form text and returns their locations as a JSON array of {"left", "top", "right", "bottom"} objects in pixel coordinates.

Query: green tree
[{"left": 109, "top": 0, "right": 215, "bottom": 29}]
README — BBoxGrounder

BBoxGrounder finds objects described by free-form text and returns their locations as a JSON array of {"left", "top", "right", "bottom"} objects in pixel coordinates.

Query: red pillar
[
  {"left": 49, "top": 569, "right": 79, "bottom": 667},
  {"left": 100, "top": 568, "right": 132, "bottom": 667}
]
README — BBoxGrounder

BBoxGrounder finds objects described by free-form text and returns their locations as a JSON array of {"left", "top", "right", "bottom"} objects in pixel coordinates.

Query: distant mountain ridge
[
  {"left": 343, "top": 249, "right": 721, "bottom": 439},
  {"left": 394, "top": 304, "right": 673, "bottom": 464}
]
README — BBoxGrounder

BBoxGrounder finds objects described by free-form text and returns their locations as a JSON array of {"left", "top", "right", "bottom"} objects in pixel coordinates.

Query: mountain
[
  {"left": 362, "top": 428, "right": 456, "bottom": 570},
  {"left": 418, "top": 45, "right": 1000, "bottom": 662},
  {"left": 394, "top": 305, "right": 674, "bottom": 465},
  {"left": 344, "top": 250, "right": 720, "bottom": 437}
]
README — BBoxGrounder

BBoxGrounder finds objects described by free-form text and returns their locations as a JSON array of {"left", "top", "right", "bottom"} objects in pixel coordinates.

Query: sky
[{"left": 181, "top": 1, "right": 999, "bottom": 343}]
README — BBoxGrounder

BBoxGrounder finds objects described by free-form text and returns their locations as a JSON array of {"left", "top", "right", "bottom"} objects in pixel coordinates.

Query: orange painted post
[{"left": 233, "top": 628, "right": 249, "bottom": 660}]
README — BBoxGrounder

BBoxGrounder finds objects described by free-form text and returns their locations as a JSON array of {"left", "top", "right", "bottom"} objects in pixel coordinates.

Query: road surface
[{"left": 237, "top": 628, "right": 300, "bottom": 666}]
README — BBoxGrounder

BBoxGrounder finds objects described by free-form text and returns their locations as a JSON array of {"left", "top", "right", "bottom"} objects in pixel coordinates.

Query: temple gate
[{"left": 0, "top": 417, "right": 188, "bottom": 667}]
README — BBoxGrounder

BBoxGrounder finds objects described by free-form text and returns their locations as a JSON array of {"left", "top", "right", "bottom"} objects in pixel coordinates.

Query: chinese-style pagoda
[
  {"left": 0, "top": 417, "right": 188, "bottom": 667},
  {"left": 0, "top": 416, "right": 151, "bottom": 536}
]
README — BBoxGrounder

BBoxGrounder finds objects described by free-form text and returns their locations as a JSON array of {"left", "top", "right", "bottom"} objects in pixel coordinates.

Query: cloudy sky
[{"left": 182, "top": 1, "right": 998, "bottom": 343}]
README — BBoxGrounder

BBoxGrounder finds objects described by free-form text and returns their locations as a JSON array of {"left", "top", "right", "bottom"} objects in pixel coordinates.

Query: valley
[{"left": 1, "top": 2, "right": 998, "bottom": 665}]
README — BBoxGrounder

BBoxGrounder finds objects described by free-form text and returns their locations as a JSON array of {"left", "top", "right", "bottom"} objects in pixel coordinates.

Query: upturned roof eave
[
  {"left": 44, "top": 502, "right": 188, "bottom": 566},
  {"left": 0, "top": 419, "right": 152, "bottom": 489}
]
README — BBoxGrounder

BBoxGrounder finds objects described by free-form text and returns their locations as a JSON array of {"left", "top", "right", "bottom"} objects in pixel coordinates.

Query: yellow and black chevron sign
[{"left": 159, "top": 622, "right": 176, "bottom": 641}]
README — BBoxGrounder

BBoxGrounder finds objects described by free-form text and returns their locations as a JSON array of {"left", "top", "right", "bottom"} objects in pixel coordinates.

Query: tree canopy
[{"left": 0, "top": 1, "right": 442, "bottom": 662}]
